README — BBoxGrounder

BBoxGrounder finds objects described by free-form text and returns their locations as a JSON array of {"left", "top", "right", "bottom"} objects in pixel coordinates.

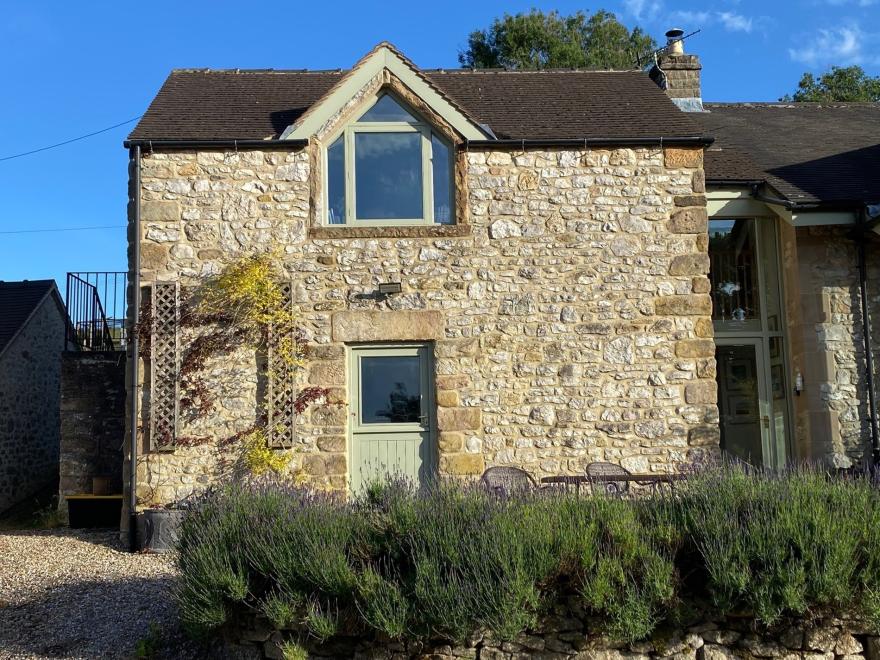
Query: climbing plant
[{"left": 137, "top": 254, "right": 330, "bottom": 477}]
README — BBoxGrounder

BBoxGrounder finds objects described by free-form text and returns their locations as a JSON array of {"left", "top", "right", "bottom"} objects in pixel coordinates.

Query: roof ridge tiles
[
  {"left": 705, "top": 101, "right": 880, "bottom": 108},
  {"left": 167, "top": 67, "right": 646, "bottom": 76},
  {"left": 171, "top": 68, "right": 346, "bottom": 74}
]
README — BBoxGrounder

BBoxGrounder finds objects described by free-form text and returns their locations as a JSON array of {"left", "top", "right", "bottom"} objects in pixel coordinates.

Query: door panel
[
  {"left": 716, "top": 341, "right": 768, "bottom": 466},
  {"left": 349, "top": 344, "right": 436, "bottom": 492}
]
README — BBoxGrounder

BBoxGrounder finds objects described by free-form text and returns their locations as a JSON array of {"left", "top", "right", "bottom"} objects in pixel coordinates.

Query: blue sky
[{"left": 1, "top": 0, "right": 878, "bottom": 300}]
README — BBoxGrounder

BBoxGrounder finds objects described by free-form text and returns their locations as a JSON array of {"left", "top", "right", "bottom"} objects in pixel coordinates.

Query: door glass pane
[
  {"left": 360, "top": 355, "right": 421, "bottom": 424},
  {"left": 716, "top": 344, "right": 765, "bottom": 466},
  {"left": 431, "top": 134, "right": 453, "bottom": 225},
  {"left": 355, "top": 132, "right": 423, "bottom": 219},
  {"left": 327, "top": 135, "right": 345, "bottom": 224},
  {"left": 358, "top": 95, "right": 420, "bottom": 123},
  {"left": 710, "top": 219, "right": 762, "bottom": 331}
]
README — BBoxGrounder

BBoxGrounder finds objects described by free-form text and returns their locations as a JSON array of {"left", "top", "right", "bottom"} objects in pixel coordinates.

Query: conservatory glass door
[{"left": 709, "top": 218, "right": 790, "bottom": 468}]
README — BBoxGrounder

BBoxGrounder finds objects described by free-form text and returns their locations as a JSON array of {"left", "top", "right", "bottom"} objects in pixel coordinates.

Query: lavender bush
[{"left": 175, "top": 466, "right": 880, "bottom": 646}]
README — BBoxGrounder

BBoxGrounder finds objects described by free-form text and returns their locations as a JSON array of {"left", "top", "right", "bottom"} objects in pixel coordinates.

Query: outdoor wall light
[
  {"left": 794, "top": 370, "right": 804, "bottom": 396},
  {"left": 377, "top": 282, "right": 402, "bottom": 295}
]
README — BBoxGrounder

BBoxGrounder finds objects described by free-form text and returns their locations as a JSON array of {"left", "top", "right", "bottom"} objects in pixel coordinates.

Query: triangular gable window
[{"left": 357, "top": 95, "right": 420, "bottom": 123}]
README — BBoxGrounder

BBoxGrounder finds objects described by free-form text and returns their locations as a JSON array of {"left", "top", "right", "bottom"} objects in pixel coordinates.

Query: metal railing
[{"left": 65, "top": 272, "right": 128, "bottom": 351}]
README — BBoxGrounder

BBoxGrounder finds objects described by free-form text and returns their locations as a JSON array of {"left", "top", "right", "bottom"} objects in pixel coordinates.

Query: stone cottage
[
  {"left": 121, "top": 36, "right": 880, "bottom": 518},
  {"left": 0, "top": 280, "right": 67, "bottom": 513}
]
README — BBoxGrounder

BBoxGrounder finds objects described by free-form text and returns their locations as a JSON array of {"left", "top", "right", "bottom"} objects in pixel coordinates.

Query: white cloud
[
  {"left": 717, "top": 11, "right": 753, "bottom": 32},
  {"left": 666, "top": 9, "right": 753, "bottom": 33},
  {"left": 623, "top": 0, "right": 663, "bottom": 20},
  {"left": 668, "top": 9, "right": 712, "bottom": 25},
  {"left": 823, "top": 0, "right": 877, "bottom": 6},
  {"left": 788, "top": 24, "right": 873, "bottom": 65}
]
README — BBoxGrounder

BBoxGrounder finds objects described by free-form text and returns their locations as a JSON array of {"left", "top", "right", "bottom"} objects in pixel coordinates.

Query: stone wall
[
  {"left": 788, "top": 227, "right": 880, "bottom": 468},
  {"left": 228, "top": 609, "right": 877, "bottom": 660},
  {"left": 129, "top": 144, "right": 719, "bottom": 506},
  {"left": 0, "top": 295, "right": 64, "bottom": 513},
  {"left": 58, "top": 351, "right": 126, "bottom": 518}
]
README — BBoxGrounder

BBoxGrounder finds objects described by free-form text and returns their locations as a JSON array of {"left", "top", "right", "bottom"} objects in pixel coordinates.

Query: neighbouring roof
[
  {"left": 0, "top": 280, "right": 58, "bottom": 356},
  {"left": 128, "top": 68, "right": 706, "bottom": 142},
  {"left": 698, "top": 103, "right": 880, "bottom": 205}
]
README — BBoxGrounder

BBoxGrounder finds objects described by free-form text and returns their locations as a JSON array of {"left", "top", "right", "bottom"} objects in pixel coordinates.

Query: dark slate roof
[
  {"left": 0, "top": 280, "right": 57, "bottom": 356},
  {"left": 129, "top": 69, "right": 706, "bottom": 142},
  {"left": 698, "top": 103, "right": 880, "bottom": 205}
]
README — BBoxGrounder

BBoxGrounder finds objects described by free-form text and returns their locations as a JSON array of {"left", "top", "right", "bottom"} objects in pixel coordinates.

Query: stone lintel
[{"left": 331, "top": 310, "right": 445, "bottom": 342}]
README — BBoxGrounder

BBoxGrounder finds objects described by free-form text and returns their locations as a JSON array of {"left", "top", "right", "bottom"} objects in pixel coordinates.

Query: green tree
[
  {"left": 459, "top": 9, "right": 656, "bottom": 70},
  {"left": 781, "top": 65, "right": 880, "bottom": 102}
]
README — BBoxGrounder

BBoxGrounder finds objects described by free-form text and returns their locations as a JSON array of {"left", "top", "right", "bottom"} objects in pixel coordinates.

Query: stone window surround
[{"left": 307, "top": 70, "right": 470, "bottom": 238}]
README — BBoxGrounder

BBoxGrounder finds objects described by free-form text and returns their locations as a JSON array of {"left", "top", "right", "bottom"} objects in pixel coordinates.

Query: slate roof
[
  {"left": 0, "top": 280, "right": 58, "bottom": 356},
  {"left": 128, "top": 69, "right": 707, "bottom": 142},
  {"left": 129, "top": 66, "right": 880, "bottom": 206},
  {"left": 698, "top": 103, "right": 880, "bottom": 205}
]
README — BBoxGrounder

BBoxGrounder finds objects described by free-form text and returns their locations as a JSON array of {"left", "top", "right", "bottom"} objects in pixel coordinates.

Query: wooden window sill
[{"left": 309, "top": 225, "right": 472, "bottom": 239}]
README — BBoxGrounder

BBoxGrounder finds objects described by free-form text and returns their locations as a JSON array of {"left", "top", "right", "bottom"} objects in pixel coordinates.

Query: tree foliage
[
  {"left": 458, "top": 9, "right": 656, "bottom": 70},
  {"left": 781, "top": 65, "right": 880, "bottom": 102}
]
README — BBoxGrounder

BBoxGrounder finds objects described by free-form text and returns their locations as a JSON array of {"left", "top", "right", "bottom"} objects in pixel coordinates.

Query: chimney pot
[{"left": 666, "top": 28, "right": 685, "bottom": 54}]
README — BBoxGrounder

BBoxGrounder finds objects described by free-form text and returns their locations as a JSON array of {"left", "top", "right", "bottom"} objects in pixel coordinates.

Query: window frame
[{"left": 323, "top": 92, "right": 455, "bottom": 227}]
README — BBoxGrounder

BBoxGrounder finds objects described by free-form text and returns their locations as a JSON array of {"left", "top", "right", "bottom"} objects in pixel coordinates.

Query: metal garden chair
[
  {"left": 585, "top": 461, "right": 633, "bottom": 496},
  {"left": 479, "top": 466, "right": 537, "bottom": 496}
]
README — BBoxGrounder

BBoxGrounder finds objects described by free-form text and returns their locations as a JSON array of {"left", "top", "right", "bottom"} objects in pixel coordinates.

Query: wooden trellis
[
  {"left": 267, "top": 282, "right": 296, "bottom": 448},
  {"left": 150, "top": 282, "right": 179, "bottom": 450}
]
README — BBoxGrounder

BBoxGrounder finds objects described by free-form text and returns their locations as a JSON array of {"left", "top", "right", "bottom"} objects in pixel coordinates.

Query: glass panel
[
  {"left": 358, "top": 95, "right": 420, "bottom": 123},
  {"left": 759, "top": 220, "right": 782, "bottom": 332},
  {"left": 327, "top": 135, "right": 345, "bottom": 224},
  {"left": 355, "top": 132, "right": 423, "bottom": 220},
  {"left": 768, "top": 337, "right": 789, "bottom": 466},
  {"left": 431, "top": 134, "right": 453, "bottom": 225},
  {"left": 716, "top": 344, "right": 764, "bottom": 466},
  {"left": 709, "top": 219, "right": 762, "bottom": 331},
  {"left": 360, "top": 355, "right": 422, "bottom": 424}
]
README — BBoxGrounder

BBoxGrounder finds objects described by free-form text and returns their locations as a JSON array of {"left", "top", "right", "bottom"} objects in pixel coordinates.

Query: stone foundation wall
[
  {"left": 0, "top": 296, "right": 64, "bottom": 513},
  {"left": 58, "top": 351, "right": 126, "bottom": 518},
  {"left": 129, "top": 144, "right": 719, "bottom": 506},
  {"left": 228, "top": 610, "right": 878, "bottom": 660},
  {"left": 789, "top": 227, "right": 880, "bottom": 468}
]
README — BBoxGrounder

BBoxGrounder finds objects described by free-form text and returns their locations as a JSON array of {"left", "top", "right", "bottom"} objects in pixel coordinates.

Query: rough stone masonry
[
  {"left": 0, "top": 295, "right": 63, "bottom": 513},
  {"left": 228, "top": 610, "right": 879, "bottom": 660},
  {"left": 130, "top": 144, "right": 718, "bottom": 505}
]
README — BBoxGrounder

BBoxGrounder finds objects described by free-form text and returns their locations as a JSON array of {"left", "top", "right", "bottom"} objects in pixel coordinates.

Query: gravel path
[{"left": 0, "top": 529, "right": 214, "bottom": 659}]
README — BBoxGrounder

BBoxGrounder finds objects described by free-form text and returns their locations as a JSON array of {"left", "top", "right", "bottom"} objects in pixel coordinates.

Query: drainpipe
[
  {"left": 129, "top": 145, "right": 141, "bottom": 551},
  {"left": 855, "top": 206, "right": 880, "bottom": 466}
]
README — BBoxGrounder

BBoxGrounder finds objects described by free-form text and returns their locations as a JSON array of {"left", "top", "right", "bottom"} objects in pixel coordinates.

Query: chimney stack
[{"left": 649, "top": 28, "right": 703, "bottom": 112}]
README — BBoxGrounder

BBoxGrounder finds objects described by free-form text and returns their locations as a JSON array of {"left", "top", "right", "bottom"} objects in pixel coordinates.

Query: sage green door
[{"left": 349, "top": 344, "right": 436, "bottom": 491}]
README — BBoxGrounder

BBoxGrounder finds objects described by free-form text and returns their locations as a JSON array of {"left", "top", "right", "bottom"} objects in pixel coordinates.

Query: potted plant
[{"left": 140, "top": 504, "right": 187, "bottom": 553}]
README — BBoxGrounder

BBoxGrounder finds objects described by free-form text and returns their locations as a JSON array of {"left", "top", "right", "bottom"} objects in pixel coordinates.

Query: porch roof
[{"left": 698, "top": 103, "right": 880, "bottom": 206}]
